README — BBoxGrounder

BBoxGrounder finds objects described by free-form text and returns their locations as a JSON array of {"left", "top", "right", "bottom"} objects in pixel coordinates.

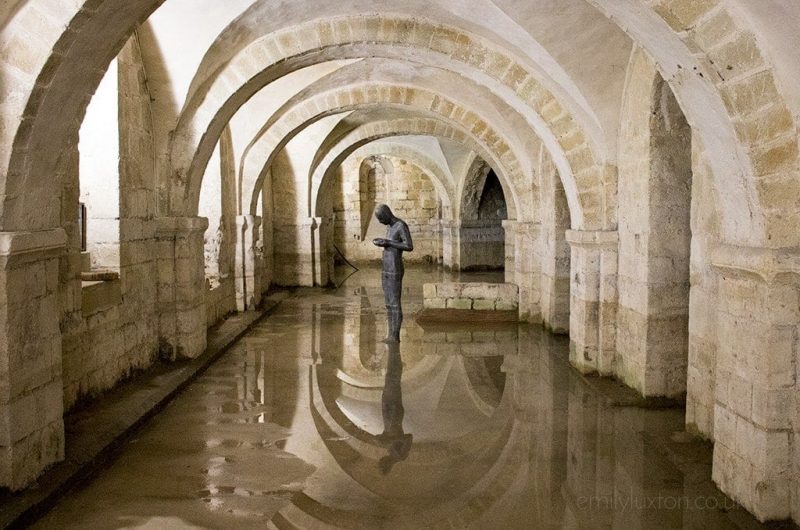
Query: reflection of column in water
[
  {"left": 377, "top": 341, "right": 412, "bottom": 475},
  {"left": 524, "top": 327, "right": 569, "bottom": 523},
  {"left": 343, "top": 293, "right": 360, "bottom": 368},
  {"left": 564, "top": 375, "right": 615, "bottom": 527},
  {"left": 258, "top": 350, "right": 265, "bottom": 406},
  {"left": 243, "top": 349, "right": 258, "bottom": 404},
  {"left": 311, "top": 303, "right": 319, "bottom": 363},
  {"left": 357, "top": 287, "right": 380, "bottom": 371}
]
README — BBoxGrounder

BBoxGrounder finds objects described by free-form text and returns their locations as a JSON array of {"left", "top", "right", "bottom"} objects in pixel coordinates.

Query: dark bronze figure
[
  {"left": 377, "top": 341, "right": 412, "bottom": 474},
  {"left": 372, "top": 204, "right": 413, "bottom": 343}
]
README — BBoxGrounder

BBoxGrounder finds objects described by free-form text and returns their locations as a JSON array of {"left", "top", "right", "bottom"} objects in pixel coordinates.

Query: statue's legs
[{"left": 382, "top": 271, "right": 404, "bottom": 342}]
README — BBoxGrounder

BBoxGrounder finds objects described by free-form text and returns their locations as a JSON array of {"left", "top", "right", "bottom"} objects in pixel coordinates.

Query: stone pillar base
[
  {"left": 156, "top": 217, "right": 208, "bottom": 360},
  {"left": 501, "top": 221, "right": 541, "bottom": 323},
  {"left": 566, "top": 229, "right": 618, "bottom": 376},
  {"left": 0, "top": 229, "right": 67, "bottom": 490},
  {"left": 235, "top": 215, "right": 262, "bottom": 311},
  {"left": 273, "top": 217, "right": 331, "bottom": 287},
  {"left": 710, "top": 245, "right": 799, "bottom": 522}
]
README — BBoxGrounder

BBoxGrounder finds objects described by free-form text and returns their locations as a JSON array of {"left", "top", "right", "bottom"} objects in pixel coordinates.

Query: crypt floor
[{"left": 33, "top": 267, "right": 767, "bottom": 529}]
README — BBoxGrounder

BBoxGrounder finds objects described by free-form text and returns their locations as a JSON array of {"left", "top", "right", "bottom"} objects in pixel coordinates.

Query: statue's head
[{"left": 375, "top": 204, "right": 393, "bottom": 225}]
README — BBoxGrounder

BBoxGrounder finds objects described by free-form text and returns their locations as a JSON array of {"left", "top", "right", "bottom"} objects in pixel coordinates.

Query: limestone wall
[
  {"left": 616, "top": 53, "right": 693, "bottom": 399},
  {"left": 458, "top": 162, "right": 507, "bottom": 271},
  {"left": 198, "top": 130, "right": 237, "bottom": 319},
  {"left": 538, "top": 145, "right": 571, "bottom": 333},
  {"left": 63, "top": 37, "right": 161, "bottom": 409},
  {"left": 684, "top": 136, "right": 722, "bottom": 440},
  {"left": 271, "top": 117, "right": 343, "bottom": 287},
  {"left": 332, "top": 154, "right": 443, "bottom": 264},
  {"left": 458, "top": 221, "right": 505, "bottom": 270},
  {"left": 422, "top": 282, "right": 519, "bottom": 311},
  {"left": 78, "top": 58, "right": 120, "bottom": 271}
]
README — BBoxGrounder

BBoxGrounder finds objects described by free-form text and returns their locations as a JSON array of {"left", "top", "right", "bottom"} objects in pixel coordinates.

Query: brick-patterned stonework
[
  {"left": 422, "top": 282, "right": 518, "bottom": 313},
  {"left": 333, "top": 155, "right": 443, "bottom": 264}
]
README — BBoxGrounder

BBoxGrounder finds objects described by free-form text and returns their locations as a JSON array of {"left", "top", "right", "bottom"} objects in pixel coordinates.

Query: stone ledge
[
  {"left": 0, "top": 229, "right": 66, "bottom": 257},
  {"left": 420, "top": 282, "right": 519, "bottom": 322},
  {"left": 0, "top": 230, "right": 66, "bottom": 268},
  {"left": 81, "top": 279, "right": 122, "bottom": 317},
  {"left": 80, "top": 270, "right": 119, "bottom": 282},
  {"left": 155, "top": 216, "right": 209, "bottom": 237},
  {"left": 711, "top": 244, "right": 800, "bottom": 282},
  {"left": 0, "top": 293, "right": 287, "bottom": 529},
  {"left": 565, "top": 229, "right": 618, "bottom": 247},
  {"left": 422, "top": 282, "right": 518, "bottom": 308}
]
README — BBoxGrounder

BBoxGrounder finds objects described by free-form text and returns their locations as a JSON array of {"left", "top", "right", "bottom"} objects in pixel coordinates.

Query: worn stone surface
[
  {"left": 26, "top": 270, "right": 767, "bottom": 529},
  {"left": 0, "top": 0, "right": 799, "bottom": 524},
  {"left": 423, "top": 282, "right": 519, "bottom": 312}
]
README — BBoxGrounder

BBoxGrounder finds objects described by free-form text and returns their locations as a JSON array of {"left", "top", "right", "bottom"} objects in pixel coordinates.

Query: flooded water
[{"left": 34, "top": 268, "right": 762, "bottom": 529}]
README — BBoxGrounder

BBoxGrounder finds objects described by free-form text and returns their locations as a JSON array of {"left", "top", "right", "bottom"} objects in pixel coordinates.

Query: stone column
[
  {"left": 539, "top": 219, "right": 571, "bottom": 334},
  {"left": 235, "top": 215, "right": 262, "bottom": 311},
  {"left": 274, "top": 217, "right": 331, "bottom": 287},
  {"left": 440, "top": 219, "right": 460, "bottom": 270},
  {"left": 501, "top": 220, "right": 541, "bottom": 323},
  {"left": 0, "top": 229, "right": 67, "bottom": 490},
  {"left": 566, "top": 230, "right": 618, "bottom": 375},
  {"left": 502, "top": 220, "right": 518, "bottom": 284},
  {"left": 710, "top": 245, "right": 798, "bottom": 522},
  {"left": 311, "top": 216, "right": 332, "bottom": 287},
  {"left": 516, "top": 222, "right": 541, "bottom": 323},
  {"left": 156, "top": 217, "right": 208, "bottom": 360}
]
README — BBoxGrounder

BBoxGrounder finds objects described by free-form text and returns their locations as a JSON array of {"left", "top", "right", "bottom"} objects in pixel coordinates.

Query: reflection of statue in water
[
  {"left": 376, "top": 341, "right": 412, "bottom": 474},
  {"left": 372, "top": 204, "right": 413, "bottom": 343}
]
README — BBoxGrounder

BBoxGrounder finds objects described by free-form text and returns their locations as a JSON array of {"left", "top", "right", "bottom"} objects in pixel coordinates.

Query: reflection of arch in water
[
  {"left": 312, "top": 353, "right": 512, "bottom": 491},
  {"left": 463, "top": 356, "right": 506, "bottom": 414},
  {"left": 271, "top": 353, "right": 539, "bottom": 527}
]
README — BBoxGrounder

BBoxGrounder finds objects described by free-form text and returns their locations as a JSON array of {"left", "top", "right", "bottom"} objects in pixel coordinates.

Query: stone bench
[{"left": 418, "top": 282, "right": 519, "bottom": 322}]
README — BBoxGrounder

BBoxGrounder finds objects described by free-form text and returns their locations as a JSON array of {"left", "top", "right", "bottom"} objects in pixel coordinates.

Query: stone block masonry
[{"left": 422, "top": 282, "right": 519, "bottom": 313}]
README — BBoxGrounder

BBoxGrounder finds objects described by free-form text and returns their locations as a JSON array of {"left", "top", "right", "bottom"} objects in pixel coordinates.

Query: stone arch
[
  {"left": 588, "top": 0, "right": 799, "bottom": 246},
  {"left": 330, "top": 151, "right": 447, "bottom": 265},
  {"left": 350, "top": 141, "right": 456, "bottom": 218},
  {"left": 238, "top": 86, "right": 530, "bottom": 222},
  {"left": 616, "top": 50, "right": 694, "bottom": 400},
  {"left": 168, "top": 15, "right": 605, "bottom": 227},
  {"left": 2, "top": 1, "right": 793, "bottom": 244},
  {"left": 199, "top": 125, "right": 237, "bottom": 288},
  {"left": 356, "top": 156, "right": 389, "bottom": 240},
  {"left": 458, "top": 156, "right": 491, "bottom": 223},
  {"left": 238, "top": 59, "right": 538, "bottom": 219},
  {"left": 454, "top": 155, "right": 509, "bottom": 271},
  {"left": 538, "top": 144, "right": 571, "bottom": 334},
  {"left": 308, "top": 118, "right": 522, "bottom": 223},
  {"left": 1, "top": 0, "right": 165, "bottom": 231}
]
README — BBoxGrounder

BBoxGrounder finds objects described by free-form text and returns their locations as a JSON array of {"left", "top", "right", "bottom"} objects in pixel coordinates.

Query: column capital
[
  {"left": 155, "top": 216, "right": 209, "bottom": 237},
  {"left": 565, "top": 229, "right": 618, "bottom": 248},
  {"left": 0, "top": 229, "right": 66, "bottom": 267},
  {"left": 235, "top": 215, "right": 262, "bottom": 229},
  {"left": 711, "top": 244, "right": 800, "bottom": 283}
]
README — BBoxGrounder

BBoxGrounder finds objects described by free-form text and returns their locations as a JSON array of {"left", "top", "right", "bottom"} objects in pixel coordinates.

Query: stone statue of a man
[{"left": 372, "top": 204, "right": 413, "bottom": 342}]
